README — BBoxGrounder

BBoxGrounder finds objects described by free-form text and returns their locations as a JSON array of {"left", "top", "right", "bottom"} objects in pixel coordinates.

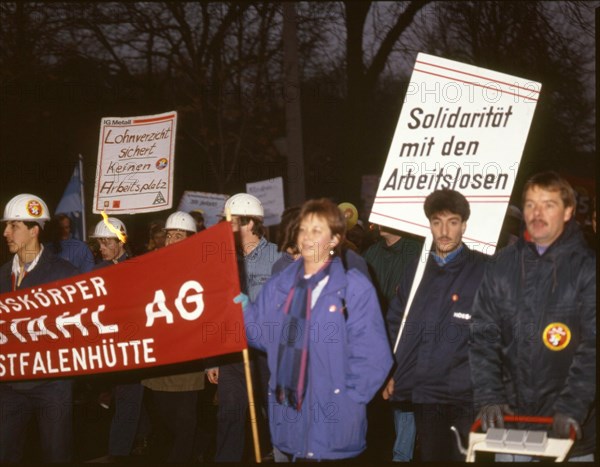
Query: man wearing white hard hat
[
  {"left": 90, "top": 217, "right": 128, "bottom": 265},
  {"left": 91, "top": 216, "right": 150, "bottom": 459},
  {"left": 189, "top": 208, "right": 206, "bottom": 232},
  {"left": 141, "top": 211, "right": 206, "bottom": 462},
  {"left": 206, "top": 193, "right": 281, "bottom": 462},
  {"left": 0, "top": 193, "right": 78, "bottom": 463}
]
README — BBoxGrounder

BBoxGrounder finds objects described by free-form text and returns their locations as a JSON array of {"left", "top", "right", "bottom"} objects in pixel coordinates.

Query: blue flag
[{"left": 56, "top": 157, "right": 86, "bottom": 240}]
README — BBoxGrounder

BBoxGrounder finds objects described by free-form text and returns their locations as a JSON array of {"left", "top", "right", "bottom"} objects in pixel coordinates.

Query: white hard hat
[
  {"left": 223, "top": 193, "right": 264, "bottom": 217},
  {"left": 1, "top": 193, "right": 51, "bottom": 227},
  {"left": 165, "top": 211, "right": 197, "bottom": 233},
  {"left": 91, "top": 217, "right": 127, "bottom": 239}
]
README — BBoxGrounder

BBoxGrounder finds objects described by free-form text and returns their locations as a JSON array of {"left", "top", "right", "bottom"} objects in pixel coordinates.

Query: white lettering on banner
[
  {"left": 145, "top": 280, "right": 205, "bottom": 326},
  {"left": 56, "top": 308, "right": 89, "bottom": 337},
  {"left": 0, "top": 304, "right": 118, "bottom": 345},
  {"left": 453, "top": 312, "right": 472, "bottom": 320},
  {"left": 0, "top": 276, "right": 108, "bottom": 314},
  {"left": 0, "top": 338, "right": 157, "bottom": 378},
  {"left": 145, "top": 290, "right": 173, "bottom": 326},
  {"left": 27, "top": 315, "right": 59, "bottom": 341},
  {"left": 175, "top": 281, "right": 205, "bottom": 321}
]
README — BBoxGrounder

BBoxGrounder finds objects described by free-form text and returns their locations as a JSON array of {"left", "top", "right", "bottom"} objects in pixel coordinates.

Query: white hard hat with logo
[
  {"left": 1, "top": 193, "right": 51, "bottom": 227},
  {"left": 223, "top": 193, "right": 264, "bottom": 217},
  {"left": 91, "top": 217, "right": 127, "bottom": 239},
  {"left": 165, "top": 211, "right": 197, "bottom": 233}
]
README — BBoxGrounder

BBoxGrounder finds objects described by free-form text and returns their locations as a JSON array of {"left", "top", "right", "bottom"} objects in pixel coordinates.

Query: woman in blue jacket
[{"left": 243, "top": 198, "right": 393, "bottom": 461}]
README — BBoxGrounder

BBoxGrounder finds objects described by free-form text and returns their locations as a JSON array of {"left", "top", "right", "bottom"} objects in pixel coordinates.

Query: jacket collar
[
  {"left": 519, "top": 218, "right": 586, "bottom": 258},
  {"left": 428, "top": 243, "right": 472, "bottom": 271},
  {"left": 12, "top": 244, "right": 45, "bottom": 277},
  {"left": 275, "top": 256, "right": 348, "bottom": 296},
  {"left": 244, "top": 236, "right": 268, "bottom": 260},
  {"left": 431, "top": 243, "right": 464, "bottom": 266}
]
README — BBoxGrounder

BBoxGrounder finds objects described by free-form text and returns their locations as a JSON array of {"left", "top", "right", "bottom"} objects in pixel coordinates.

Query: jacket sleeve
[
  {"left": 344, "top": 271, "right": 393, "bottom": 404},
  {"left": 386, "top": 292, "right": 405, "bottom": 346},
  {"left": 242, "top": 281, "right": 271, "bottom": 354},
  {"left": 553, "top": 259, "right": 596, "bottom": 423},
  {"left": 385, "top": 257, "right": 416, "bottom": 345},
  {"left": 469, "top": 262, "right": 507, "bottom": 408}
]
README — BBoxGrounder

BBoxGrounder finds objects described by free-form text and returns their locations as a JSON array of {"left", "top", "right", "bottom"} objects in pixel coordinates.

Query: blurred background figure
[
  {"left": 349, "top": 219, "right": 369, "bottom": 252},
  {"left": 142, "top": 211, "right": 206, "bottom": 463},
  {"left": 189, "top": 209, "right": 206, "bottom": 232},
  {"left": 593, "top": 197, "right": 597, "bottom": 234},
  {"left": 90, "top": 217, "right": 151, "bottom": 461},
  {"left": 338, "top": 202, "right": 360, "bottom": 251},
  {"left": 582, "top": 196, "right": 596, "bottom": 249},
  {"left": 272, "top": 205, "right": 302, "bottom": 274},
  {"left": 362, "top": 224, "right": 422, "bottom": 461},
  {"left": 363, "top": 224, "right": 422, "bottom": 316},
  {"left": 338, "top": 202, "right": 374, "bottom": 253},
  {"left": 146, "top": 219, "right": 166, "bottom": 252},
  {"left": 45, "top": 213, "right": 95, "bottom": 273},
  {"left": 497, "top": 204, "right": 523, "bottom": 249}
]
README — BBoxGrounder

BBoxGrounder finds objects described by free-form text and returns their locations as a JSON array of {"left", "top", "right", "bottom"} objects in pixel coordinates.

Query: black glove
[
  {"left": 477, "top": 404, "right": 514, "bottom": 431},
  {"left": 553, "top": 412, "right": 582, "bottom": 440}
]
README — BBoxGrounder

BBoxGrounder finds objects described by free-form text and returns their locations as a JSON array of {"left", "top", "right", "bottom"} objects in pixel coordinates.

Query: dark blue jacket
[
  {"left": 0, "top": 247, "right": 78, "bottom": 293},
  {"left": 1, "top": 247, "right": 78, "bottom": 388},
  {"left": 245, "top": 256, "right": 392, "bottom": 460},
  {"left": 92, "top": 252, "right": 129, "bottom": 270},
  {"left": 45, "top": 239, "right": 95, "bottom": 273},
  {"left": 387, "top": 245, "right": 486, "bottom": 404},
  {"left": 470, "top": 219, "right": 595, "bottom": 456}
]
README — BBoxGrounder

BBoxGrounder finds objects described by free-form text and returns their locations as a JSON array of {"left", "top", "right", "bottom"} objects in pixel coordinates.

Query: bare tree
[
  {"left": 59, "top": 3, "right": 291, "bottom": 193},
  {"left": 341, "top": 1, "right": 431, "bottom": 205},
  {"left": 412, "top": 0, "right": 595, "bottom": 183},
  {"left": 0, "top": 3, "right": 69, "bottom": 78}
]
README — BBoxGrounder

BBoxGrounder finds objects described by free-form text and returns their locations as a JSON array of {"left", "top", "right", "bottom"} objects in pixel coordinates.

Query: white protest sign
[
  {"left": 177, "top": 191, "right": 229, "bottom": 227},
  {"left": 246, "top": 177, "right": 285, "bottom": 226},
  {"left": 370, "top": 53, "right": 541, "bottom": 255},
  {"left": 93, "top": 111, "right": 177, "bottom": 213}
]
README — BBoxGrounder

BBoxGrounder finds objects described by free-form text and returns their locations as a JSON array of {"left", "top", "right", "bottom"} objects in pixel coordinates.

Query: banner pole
[
  {"left": 78, "top": 154, "right": 87, "bottom": 239},
  {"left": 243, "top": 348, "right": 262, "bottom": 463}
]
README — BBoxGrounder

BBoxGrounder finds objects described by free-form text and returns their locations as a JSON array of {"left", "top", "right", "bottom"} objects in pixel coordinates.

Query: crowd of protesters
[{"left": 0, "top": 171, "right": 596, "bottom": 463}]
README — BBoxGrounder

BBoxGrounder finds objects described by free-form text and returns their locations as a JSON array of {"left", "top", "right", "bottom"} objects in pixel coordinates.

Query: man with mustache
[
  {"left": 383, "top": 189, "right": 487, "bottom": 461},
  {"left": 470, "top": 171, "right": 595, "bottom": 461}
]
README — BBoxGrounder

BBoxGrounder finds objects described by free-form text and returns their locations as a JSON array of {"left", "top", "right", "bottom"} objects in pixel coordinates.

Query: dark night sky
[{"left": 0, "top": 2, "right": 596, "bottom": 264}]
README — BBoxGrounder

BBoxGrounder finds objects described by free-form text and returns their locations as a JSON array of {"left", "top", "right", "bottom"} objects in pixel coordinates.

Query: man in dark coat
[
  {"left": 0, "top": 194, "right": 78, "bottom": 462},
  {"left": 470, "top": 171, "right": 595, "bottom": 461},
  {"left": 383, "top": 189, "right": 487, "bottom": 461}
]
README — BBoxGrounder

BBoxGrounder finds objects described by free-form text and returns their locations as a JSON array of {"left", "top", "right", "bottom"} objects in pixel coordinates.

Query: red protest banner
[{"left": 0, "top": 221, "right": 246, "bottom": 381}]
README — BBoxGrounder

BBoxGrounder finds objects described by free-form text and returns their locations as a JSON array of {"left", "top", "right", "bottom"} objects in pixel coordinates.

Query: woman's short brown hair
[{"left": 297, "top": 198, "right": 346, "bottom": 255}]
